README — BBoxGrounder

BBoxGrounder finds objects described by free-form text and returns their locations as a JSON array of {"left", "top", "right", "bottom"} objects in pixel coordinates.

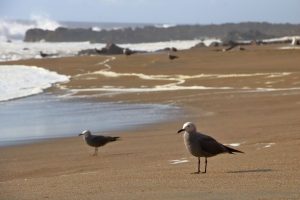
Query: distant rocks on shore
[
  {"left": 78, "top": 43, "right": 124, "bottom": 55},
  {"left": 97, "top": 43, "right": 124, "bottom": 54},
  {"left": 78, "top": 43, "right": 182, "bottom": 56},
  {"left": 78, "top": 43, "right": 144, "bottom": 56},
  {"left": 24, "top": 22, "right": 300, "bottom": 43},
  {"left": 77, "top": 48, "right": 100, "bottom": 56},
  {"left": 191, "top": 42, "right": 206, "bottom": 48}
]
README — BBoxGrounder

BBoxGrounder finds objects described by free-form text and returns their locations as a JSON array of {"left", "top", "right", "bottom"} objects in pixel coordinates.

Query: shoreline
[
  {"left": 1, "top": 46, "right": 300, "bottom": 199},
  {"left": 0, "top": 92, "right": 181, "bottom": 147}
]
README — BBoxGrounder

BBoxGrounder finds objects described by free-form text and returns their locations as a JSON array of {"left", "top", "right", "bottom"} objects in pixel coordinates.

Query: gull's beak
[
  {"left": 177, "top": 129, "right": 185, "bottom": 133},
  {"left": 78, "top": 133, "right": 84, "bottom": 136}
]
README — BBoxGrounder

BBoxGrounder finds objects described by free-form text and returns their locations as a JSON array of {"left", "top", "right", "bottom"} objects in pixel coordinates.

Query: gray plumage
[
  {"left": 177, "top": 122, "right": 243, "bottom": 174},
  {"left": 79, "top": 130, "right": 120, "bottom": 156}
]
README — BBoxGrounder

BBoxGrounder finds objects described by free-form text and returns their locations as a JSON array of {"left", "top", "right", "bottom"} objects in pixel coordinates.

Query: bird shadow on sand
[{"left": 227, "top": 169, "right": 273, "bottom": 174}]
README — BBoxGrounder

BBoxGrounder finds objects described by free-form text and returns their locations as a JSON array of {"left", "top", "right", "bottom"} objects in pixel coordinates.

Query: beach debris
[
  {"left": 78, "top": 130, "right": 120, "bottom": 156},
  {"left": 224, "top": 142, "right": 246, "bottom": 147},
  {"left": 228, "top": 143, "right": 241, "bottom": 147},
  {"left": 263, "top": 143, "right": 275, "bottom": 148},
  {"left": 177, "top": 122, "right": 244, "bottom": 174},
  {"left": 255, "top": 142, "right": 276, "bottom": 150},
  {"left": 291, "top": 37, "right": 300, "bottom": 46},
  {"left": 169, "top": 158, "right": 189, "bottom": 165}
]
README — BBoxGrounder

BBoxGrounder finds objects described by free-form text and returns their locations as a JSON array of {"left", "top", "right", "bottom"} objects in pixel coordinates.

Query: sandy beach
[{"left": 1, "top": 45, "right": 300, "bottom": 199}]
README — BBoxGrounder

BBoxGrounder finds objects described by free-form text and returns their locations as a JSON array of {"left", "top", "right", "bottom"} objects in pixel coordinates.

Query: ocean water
[
  {"left": 0, "top": 39, "right": 213, "bottom": 62},
  {"left": 0, "top": 17, "right": 205, "bottom": 147},
  {"left": 0, "top": 93, "right": 180, "bottom": 146},
  {"left": 0, "top": 64, "right": 180, "bottom": 147},
  {"left": 0, "top": 17, "right": 220, "bottom": 62},
  {"left": 0, "top": 65, "right": 69, "bottom": 101},
  {"left": 0, "top": 17, "right": 156, "bottom": 42}
]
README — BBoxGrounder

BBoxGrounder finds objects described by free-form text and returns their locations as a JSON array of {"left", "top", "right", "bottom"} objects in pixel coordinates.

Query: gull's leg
[
  {"left": 198, "top": 157, "right": 201, "bottom": 173},
  {"left": 93, "top": 147, "right": 98, "bottom": 156},
  {"left": 203, "top": 157, "right": 207, "bottom": 173},
  {"left": 192, "top": 157, "right": 201, "bottom": 174}
]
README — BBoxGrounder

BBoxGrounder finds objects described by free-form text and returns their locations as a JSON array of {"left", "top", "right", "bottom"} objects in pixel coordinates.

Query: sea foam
[
  {"left": 119, "top": 39, "right": 218, "bottom": 52},
  {"left": 0, "top": 16, "right": 61, "bottom": 41},
  {"left": 0, "top": 39, "right": 206, "bottom": 62},
  {"left": 0, "top": 65, "right": 69, "bottom": 101}
]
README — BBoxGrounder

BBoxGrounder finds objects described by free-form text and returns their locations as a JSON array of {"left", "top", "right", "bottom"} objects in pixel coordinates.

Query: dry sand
[{"left": 1, "top": 45, "right": 300, "bottom": 199}]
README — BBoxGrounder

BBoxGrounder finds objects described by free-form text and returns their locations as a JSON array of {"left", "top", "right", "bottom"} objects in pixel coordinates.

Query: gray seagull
[
  {"left": 79, "top": 130, "right": 120, "bottom": 156},
  {"left": 177, "top": 122, "right": 243, "bottom": 174},
  {"left": 168, "top": 52, "right": 178, "bottom": 60}
]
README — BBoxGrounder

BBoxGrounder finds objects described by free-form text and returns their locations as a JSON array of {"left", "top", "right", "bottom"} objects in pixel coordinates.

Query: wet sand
[{"left": 1, "top": 45, "right": 300, "bottom": 199}]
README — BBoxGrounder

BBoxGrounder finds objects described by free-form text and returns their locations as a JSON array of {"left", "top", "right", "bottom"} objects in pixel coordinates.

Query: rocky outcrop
[
  {"left": 98, "top": 43, "right": 124, "bottom": 54},
  {"left": 78, "top": 43, "right": 140, "bottom": 55},
  {"left": 24, "top": 22, "right": 300, "bottom": 43},
  {"left": 191, "top": 42, "right": 206, "bottom": 48},
  {"left": 78, "top": 48, "right": 101, "bottom": 56},
  {"left": 222, "top": 30, "right": 272, "bottom": 43}
]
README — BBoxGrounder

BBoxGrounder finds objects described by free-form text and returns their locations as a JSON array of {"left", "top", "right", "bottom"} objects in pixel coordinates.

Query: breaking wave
[
  {"left": 0, "top": 65, "right": 69, "bottom": 101},
  {"left": 0, "top": 15, "right": 61, "bottom": 41}
]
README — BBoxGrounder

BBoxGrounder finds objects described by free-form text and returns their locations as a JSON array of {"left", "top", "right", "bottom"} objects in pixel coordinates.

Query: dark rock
[
  {"left": 156, "top": 47, "right": 172, "bottom": 52},
  {"left": 208, "top": 41, "right": 221, "bottom": 47},
  {"left": 191, "top": 42, "right": 206, "bottom": 48},
  {"left": 171, "top": 47, "right": 178, "bottom": 52},
  {"left": 78, "top": 48, "right": 101, "bottom": 56},
  {"left": 78, "top": 43, "right": 131, "bottom": 55},
  {"left": 155, "top": 47, "right": 178, "bottom": 52},
  {"left": 102, "top": 43, "right": 124, "bottom": 54},
  {"left": 222, "top": 45, "right": 246, "bottom": 52}
]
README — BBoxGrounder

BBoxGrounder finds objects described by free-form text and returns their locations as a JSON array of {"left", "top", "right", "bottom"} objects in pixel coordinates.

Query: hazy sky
[{"left": 1, "top": 0, "right": 300, "bottom": 24}]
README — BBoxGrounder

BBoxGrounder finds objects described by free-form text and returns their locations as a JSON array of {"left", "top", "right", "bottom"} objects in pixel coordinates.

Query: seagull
[
  {"left": 171, "top": 47, "right": 178, "bottom": 52},
  {"left": 123, "top": 48, "right": 133, "bottom": 56},
  {"left": 40, "top": 51, "right": 49, "bottom": 58},
  {"left": 168, "top": 52, "right": 178, "bottom": 60},
  {"left": 78, "top": 130, "right": 120, "bottom": 156},
  {"left": 40, "top": 51, "right": 58, "bottom": 58},
  {"left": 177, "top": 122, "right": 243, "bottom": 174}
]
